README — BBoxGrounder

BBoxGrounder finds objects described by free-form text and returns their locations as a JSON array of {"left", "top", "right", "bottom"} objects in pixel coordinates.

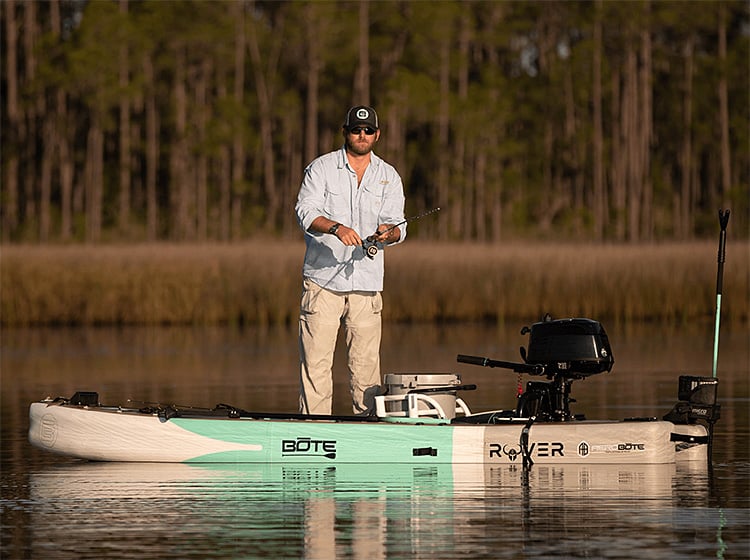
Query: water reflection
[
  {"left": 23, "top": 461, "right": 718, "bottom": 560},
  {"left": 2, "top": 322, "right": 749, "bottom": 559}
]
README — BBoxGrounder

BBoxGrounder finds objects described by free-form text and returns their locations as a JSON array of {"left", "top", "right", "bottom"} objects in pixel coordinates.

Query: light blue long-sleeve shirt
[{"left": 295, "top": 146, "right": 406, "bottom": 292}]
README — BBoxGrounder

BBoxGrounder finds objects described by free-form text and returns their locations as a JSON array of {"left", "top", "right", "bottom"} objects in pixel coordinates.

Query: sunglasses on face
[{"left": 348, "top": 126, "right": 377, "bottom": 135}]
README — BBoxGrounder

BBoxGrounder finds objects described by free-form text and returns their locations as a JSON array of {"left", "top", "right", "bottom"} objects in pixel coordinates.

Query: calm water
[{"left": 2, "top": 322, "right": 749, "bottom": 559}]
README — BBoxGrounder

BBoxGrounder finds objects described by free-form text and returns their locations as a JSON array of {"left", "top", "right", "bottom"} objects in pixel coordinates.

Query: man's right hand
[
  {"left": 332, "top": 224, "right": 362, "bottom": 246},
  {"left": 309, "top": 216, "right": 362, "bottom": 246}
]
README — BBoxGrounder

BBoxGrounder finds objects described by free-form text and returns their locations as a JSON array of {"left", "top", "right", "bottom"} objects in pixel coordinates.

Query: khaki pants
[{"left": 299, "top": 278, "right": 382, "bottom": 415}]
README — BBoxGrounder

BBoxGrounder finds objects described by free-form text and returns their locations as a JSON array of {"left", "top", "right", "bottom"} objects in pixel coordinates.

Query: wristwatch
[{"left": 328, "top": 223, "right": 341, "bottom": 235}]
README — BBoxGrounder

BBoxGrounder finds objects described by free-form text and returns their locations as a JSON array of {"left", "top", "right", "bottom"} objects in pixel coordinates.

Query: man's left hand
[{"left": 374, "top": 224, "right": 399, "bottom": 244}]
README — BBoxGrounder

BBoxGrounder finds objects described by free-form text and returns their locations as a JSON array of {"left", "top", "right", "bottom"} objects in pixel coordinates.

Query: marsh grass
[{"left": 2, "top": 241, "right": 747, "bottom": 326}]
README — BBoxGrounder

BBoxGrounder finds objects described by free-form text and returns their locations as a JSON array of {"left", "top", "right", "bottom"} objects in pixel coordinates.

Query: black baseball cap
[{"left": 344, "top": 106, "right": 379, "bottom": 130}]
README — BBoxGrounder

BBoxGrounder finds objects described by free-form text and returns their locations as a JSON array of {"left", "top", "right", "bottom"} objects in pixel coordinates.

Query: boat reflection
[{"left": 28, "top": 461, "right": 711, "bottom": 559}]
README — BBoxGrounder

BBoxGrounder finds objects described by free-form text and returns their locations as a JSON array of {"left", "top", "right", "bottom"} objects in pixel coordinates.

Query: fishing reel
[
  {"left": 362, "top": 225, "right": 395, "bottom": 259},
  {"left": 362, "top": 238, "right": 380, "bottom": 259}
]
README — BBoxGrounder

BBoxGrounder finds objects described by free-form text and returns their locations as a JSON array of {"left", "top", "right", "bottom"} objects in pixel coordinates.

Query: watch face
[{"left": 329, "top": 224, "right": 339, "bottom": 234}]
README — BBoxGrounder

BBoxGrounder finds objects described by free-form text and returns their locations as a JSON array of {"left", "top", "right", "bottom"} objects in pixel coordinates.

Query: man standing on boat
[{"left": 295, "top": 105, "right": 406, "bottom": 415}]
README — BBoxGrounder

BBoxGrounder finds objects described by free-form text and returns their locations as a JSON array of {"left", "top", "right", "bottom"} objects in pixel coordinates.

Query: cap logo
[{"left": 356, "top": 108, "right": 369, "bottom": 120}]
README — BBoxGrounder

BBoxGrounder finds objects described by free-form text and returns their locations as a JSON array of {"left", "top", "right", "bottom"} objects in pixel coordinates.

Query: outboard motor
[
  {"left": 458, "top": 316, "right": 614, "bottom": 421},
  {"left": 519, "top": 317, "right": 613, "bottom": 420},
  {"left": 523, "top": 317, "right": 614, "bottom": 377}
]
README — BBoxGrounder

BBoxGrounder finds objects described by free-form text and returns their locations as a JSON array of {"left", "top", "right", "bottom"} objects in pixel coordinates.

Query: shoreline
[{"left": 2, "top": 241, "right": 748, "bottom": 327}]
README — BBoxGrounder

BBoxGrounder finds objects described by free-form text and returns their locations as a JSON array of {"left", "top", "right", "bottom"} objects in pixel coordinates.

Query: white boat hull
[{"left": 29, "top": 400, "right": 709, "bottom": 465}]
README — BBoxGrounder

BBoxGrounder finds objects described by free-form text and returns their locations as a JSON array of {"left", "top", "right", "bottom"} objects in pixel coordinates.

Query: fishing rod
[
  {"left": 362, "top": 207, "right": 441, "bottom": 259},
  {"left": 316, "top": 207, "right": 441, "bottom": 290},
  {"left": 712, "top": 209, "right": 730, "bottom": 378}
]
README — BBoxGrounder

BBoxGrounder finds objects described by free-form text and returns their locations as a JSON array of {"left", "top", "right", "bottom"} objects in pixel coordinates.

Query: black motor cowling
[{"left": 524, "top": 317, "right": 614, "bottom": 377}]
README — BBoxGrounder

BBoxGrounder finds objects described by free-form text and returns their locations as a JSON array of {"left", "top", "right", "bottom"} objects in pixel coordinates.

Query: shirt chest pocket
[
  {"left": 359, "top": 182, "right": 385, "bottom": 219},
  {"left": 324, "top": 188, "right": 348, "bottom": 219}
]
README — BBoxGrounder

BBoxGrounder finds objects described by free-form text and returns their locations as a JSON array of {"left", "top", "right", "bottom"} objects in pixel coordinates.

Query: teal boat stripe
[
  {"left": 171, "top": 417, "right": 271, "bottom": 445},
  {"left": 171, "top": 418, "right": 455, "bottom": 463}
]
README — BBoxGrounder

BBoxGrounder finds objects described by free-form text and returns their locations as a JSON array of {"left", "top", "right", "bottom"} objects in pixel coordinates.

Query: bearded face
[{"left": 344, "top": 127, "right": 380, "bottom": 156}]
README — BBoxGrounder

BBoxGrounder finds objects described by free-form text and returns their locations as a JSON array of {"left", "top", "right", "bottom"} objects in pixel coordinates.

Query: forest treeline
[{"left": 2, "top": 0, "right": 748, "bottom": 244}]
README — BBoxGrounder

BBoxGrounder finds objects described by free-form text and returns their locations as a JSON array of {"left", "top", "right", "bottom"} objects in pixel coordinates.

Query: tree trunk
[
  {"left": 639, "top": 4, "right": 653, "bottom": 241},
  {"left": 39, "top": 0, "right": 59, "bottom": 241},
  {"left": 49, "top": 0, "right": 74, "bottom": 241},
  {"left": 384, "top": 94, "right": 407, "bottom": 190},
  {"left": 247, "top": 5, "right": 281, "bottom": 231},
  {"left": 195, "top": 59, "right": 209, "bottom": 241},
  {"left": 218, "top": 143, "right": 231, "bottom": 241},
  {"left": 625, "top": 42, "right": 642, "bottom": 243},
  {"left": 539, "top": 121, "right": 555, "bottom": 233},
  {"left": 680, "top": 36, "right": 694, "bottom": 239},
  {"left": 611, "top": 67, "right": 626, "bottom": 242},
  {"left": 232, "top": 2, "right": 246, "bottom": 240},
  {"left": 474, "top": 149, "right": 486, "bottom": 241},
  {"left": 592, "top": 0, "right": 604, "bottom": 241},
  {"left": 280, "top": 103, "right": 303, "bottom": 238},
  {"left": 490, "top": 152, "right": 503, "bottom": 243},
  {"left": 717, "top": 2, "right": 731, "bottom": 207},
  {"left": 457, "top": 12, "right": 471, "bottom": 240},
  {"left": 564, "top": 53, "right": 582, "bottom": 235},
  {"left": 479, "top": 7, "right": 504, "bottom": 243},
  {"left": 59, "top": 102, "right": 74, "bottom": 241},
  {"left": 130, "top": 87, "right": 144, "bottom": 228},
  {"left": 171, "top": 46, "right": 190, "bottom": 240},
  {"left": 85, "top": 117, "right": 104, "bottom": 243},
  {"left": 144, "top": 53, "right": 159, "bottom": 240},
  {"left": 438, "top": 34, "right": 453, "bottom": 239},
  {"left": 40, "top": 115, "right": 53, "bottom": 242},
  {"left": 304, "top": 2, "right": 321, "bottom": 167},
  {"left": 118, "top": 0, "right": 131, "bottom": 236},
  {"left": 216, "top": 56, "right": 230, "bottom": 241},
  {"left": 3, "top": 0, "right": 19, "bottom": 240},
  {"left": 22, "top": 1, "right": 38, "bottom": 229},
  {"left": 354, "top": 1, "right": 370, "bottom": 104}
]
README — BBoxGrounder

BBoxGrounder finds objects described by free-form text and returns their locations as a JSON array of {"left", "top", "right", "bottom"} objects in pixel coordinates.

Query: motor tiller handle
[
  {"left": 456, "top": 354, "right": 544, "bottom": 375},
  {"left": 456, "top": 354, "right": 490, "bottom": 367}
]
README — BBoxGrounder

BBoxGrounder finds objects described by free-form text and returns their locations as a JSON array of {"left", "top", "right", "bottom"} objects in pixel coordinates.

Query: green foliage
[{"left": 2, "top": 0, "right": 748, "bottom": 243}]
